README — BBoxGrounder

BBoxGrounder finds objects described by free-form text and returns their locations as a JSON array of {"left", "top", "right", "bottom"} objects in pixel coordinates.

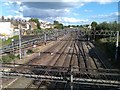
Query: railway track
[
  {"left": 2, "top": 31, "right": 115, "bottom": 89},
  {"left": 26, "top": 33, "right": 78, "bottom": 89},
  {"left": 26, "top": 32, "right": 113, "bottom": 89}
]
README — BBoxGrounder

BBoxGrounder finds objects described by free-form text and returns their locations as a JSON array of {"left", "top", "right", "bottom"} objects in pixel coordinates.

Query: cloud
[
  {"left": 21, "top": 0, "right": 119, "bottom": 3},
  {"left": 48, "top": 17, "right": 89, "bottom": 24},
  {"left": 2, "top": 1, "right": 21, "bottom": 6},
  {"left": 84, "top": 9, "right": 92, "bottom": 12},
  {"left": 23, "top": 7, "right": 69, "bottom": 18},
  {"left": 91, "top": 12, "right": 119, "bottom": 19},
  {"left": 22, "top": 2, "right": 84, "bottom": 18},
  {"left": 22, "top": 2, "right": 84, "bottom": 10},
  {"left": 4, "top": 15, "right": 31, "bottom": 21}
]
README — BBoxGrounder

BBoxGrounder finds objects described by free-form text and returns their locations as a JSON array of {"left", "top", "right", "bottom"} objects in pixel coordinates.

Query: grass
[
  {"left": 1, "top": 54, "right": 18, "bottom": 63},
  {"left": 2, "top": 35, "right": 19, "bottom": 47}
]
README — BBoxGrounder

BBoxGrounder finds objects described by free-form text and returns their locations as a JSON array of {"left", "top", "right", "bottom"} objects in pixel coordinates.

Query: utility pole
[
  {"left": 93, "top": 27, "right": 95, "bottom": 41},
  {"left": 44, "top": 32, "right": 46, "bottom": 45},
  {"left": 115, "top": 31, "right": 119, "bottom": 61},
  {"left": 56, "top": 30, "right": 58, "bottom": 40},
  {"left": 11, "top": 39, "right": 14, "bottom": 54},
  {"left": 19, "top": 24, "right": 22, "bottom": 60},
  {"left": 70, "top": 66, "right": 73, "bottom": 90}
]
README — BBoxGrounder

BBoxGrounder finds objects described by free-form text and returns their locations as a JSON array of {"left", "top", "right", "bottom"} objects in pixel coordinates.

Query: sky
[{"left": 0, "top": 0, "right": 120, "bottom": 25}]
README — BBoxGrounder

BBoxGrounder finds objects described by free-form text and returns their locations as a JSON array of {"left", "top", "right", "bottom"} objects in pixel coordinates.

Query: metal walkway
[{"left": 1, "top": 63, "right": 120, "bottom": 88}]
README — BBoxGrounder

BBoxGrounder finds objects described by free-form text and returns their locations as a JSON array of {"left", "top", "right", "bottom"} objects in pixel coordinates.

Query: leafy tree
[
  {"left": 53, "top": 20, "right": 64, "bottom": 29},
  {"left": 1, "top": 16, "right": 4, "bottom": 21},
  {"left": 80, "top": 25, "right": 83, "bottom": 28},
  {"left": 7, "top": 18, "right": 10, "bottom": 21},
  {"left": 29, "top": 18, "right": 41, "bottom": 29},
  {"left": 68, "top": 25, "right": 71, "bottom": 28},
  {"left": 91, "top": 21, "right": 97, "bottom": 30},
  {"left": 54, "top": 23, "right": 64, "bottom": 29},
  {"left": 54, "top": 20, "right": 59, "bottom": 25}
]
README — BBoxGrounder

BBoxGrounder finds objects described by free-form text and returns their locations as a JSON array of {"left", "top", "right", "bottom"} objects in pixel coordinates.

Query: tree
[
  {"left": 91, "top": 21, "right": 97, "bottom": 41},
  {"left": 1, "top": 16, "right": 4, "bottom": 21},
  {"left": 68, "top": 25, "right": 71, "bottom": 28},
  {"left": 54, "top": 23, "right": 64, "bottom": 29},
  {"left": 91, "top": 21, "right": 97, "bottom": 30},
  {"left": 29, "top": 18, "right": 41, "bottom": 29},
  {"left": 7, "top": 18, "right": 10, "bottom": 21},
  {"left": 54, "top": 20, "right": 59, "bottom": 25},
  {"left": 76, "top": 25, "right": 79, "bottom": 27},
  {"left": 53, "top": 20, "right": 64, "bottom": 29},
  {"left": 101, "top": 22, "right": 109, "bottom": 30}
]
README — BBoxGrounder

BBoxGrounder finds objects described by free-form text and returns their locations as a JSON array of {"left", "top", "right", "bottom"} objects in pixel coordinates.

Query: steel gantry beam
[
  {"left": 1, "top": 29, "right": 118, "bottom": 54},
  {"left": 0, "top": 29, "right": 68, "bottom": 54},
  {"left": 78, "top": 30, "right": 117, "bottom": 36},
  {"left": 1, "top": 63, "right": 120, "bottom": 88}
]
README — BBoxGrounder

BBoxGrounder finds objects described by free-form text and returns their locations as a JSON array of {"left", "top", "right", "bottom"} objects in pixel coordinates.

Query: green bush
[
  {"left": 27, "top": 49, "right": 34, "bottom": 54},
  {"left": 1, "top": 54, "right": 17, "bottom": 63}
]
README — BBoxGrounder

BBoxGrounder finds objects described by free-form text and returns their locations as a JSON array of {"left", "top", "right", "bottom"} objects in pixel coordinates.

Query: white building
[
  {"left": 40, "top": 22, "right": 54, "bottom": 29},
  {"left": 0, "top": 22, "right": 14, "bottom": 39}
]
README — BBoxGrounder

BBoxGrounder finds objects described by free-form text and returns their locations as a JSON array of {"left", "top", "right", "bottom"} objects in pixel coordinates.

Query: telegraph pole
[
  {"left": 115, "top": 31, "right": 119, "bottom": 61},
  {"left": 19, "top": 24, "right": 22, "bottom": 60}
]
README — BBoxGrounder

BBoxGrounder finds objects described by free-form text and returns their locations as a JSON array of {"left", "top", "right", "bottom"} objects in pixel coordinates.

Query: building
[
  {"left": 29, "top": 21, "right": 37, "bottom": 30},
  {"left": 0, "top": 21, "right": 32, "bottom": 39},
  {"left": 40, "top": 22, "right": 54, "bottom": 29},
  {"left": 0, "top": 22, "right": 13, "bottom": 39}
]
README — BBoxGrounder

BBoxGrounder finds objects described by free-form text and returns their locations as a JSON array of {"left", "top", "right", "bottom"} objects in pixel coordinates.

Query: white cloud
[
  {"left": 4, "top": 15, "right": 13, "bottom": 19},
  {"left": 4, "top": 15, "right": 31, "bottom": 21},
  {"left": 16, "top": 1, "right": 21, "bottom": 5},
  {"left": 84, "top": 9, "right": 92, "bottom": 12},
  {"left": 63, "top": 0, "right": 118, "bottom": 3},
  {"left": 91, "top": 12, "right": 119, "bottom": 19},
  {"left": 64, "top": 9, "right": 70, "bottom": 13},
  {"left": 55, "top": 17, "right": 89, "bottom": 24},
  {"left": 4, "top": 2, "right": 9, "bottom": 6},
  {"left": 21, "top": 0, "right": 119, "bottom": 2}
]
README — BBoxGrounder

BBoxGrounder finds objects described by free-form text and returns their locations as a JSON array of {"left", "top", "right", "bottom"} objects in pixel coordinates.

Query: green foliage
[
  {"left": 2, "top": 35, "right": 19, "bottom": 47},
  {"left": 91, "top": 21, "right": 97, "bottom": 30},
  {"left": 54, "top": 20, "right": 59, "bottom": 25},
  {"left": 29, "top": 18, "right": 41, "bottom": 29},
  {"left": 1, "top": 54, "right": 17, "bottom": 63},
  {"left": 54, "top": 23, "right": 64, "bottom": 29},
  {"left": 53, "top": 20, "right": 64, "bottom": 29},
  {"left": 27, "top": 49, "right": 34, "bottom": 54},
  {"left": 95, "top": 37, "right": 120, "bottom": 68},
  {"left": 96, "top": 21, "right": 118, "bottom": 31},
  {"left": 29, "top": 18, "right": 39, "bottom": 23}
]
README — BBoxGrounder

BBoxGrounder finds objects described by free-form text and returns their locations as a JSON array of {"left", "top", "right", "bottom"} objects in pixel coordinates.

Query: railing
[{"left": 1, "top": 63, "right": 120, "bottom": 88}]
